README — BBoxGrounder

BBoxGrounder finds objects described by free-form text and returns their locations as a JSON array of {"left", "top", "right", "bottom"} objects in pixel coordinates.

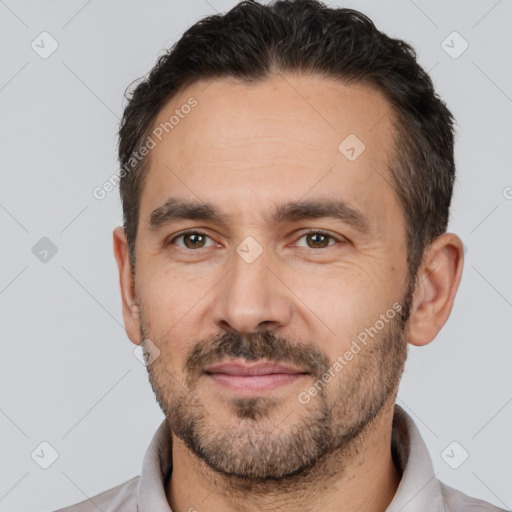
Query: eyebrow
[
  {"left": 149, "top": 199, "right": 227, "bottom": 231},
  {"left": 148, "top": 197, "right": 371, "bottom": 234},
  {"left": 272, "top": 200, "right": 370, "bottom": 233}
]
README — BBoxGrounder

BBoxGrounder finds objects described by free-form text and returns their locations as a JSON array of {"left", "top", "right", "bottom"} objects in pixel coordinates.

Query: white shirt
[{"left": 54, "top": 404, "right": 508, "bottom": 511}]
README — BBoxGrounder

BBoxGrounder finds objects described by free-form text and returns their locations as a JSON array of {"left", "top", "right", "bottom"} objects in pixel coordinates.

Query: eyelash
[{"left": 166, "top": 229, "right": 344, "bottom": 250}]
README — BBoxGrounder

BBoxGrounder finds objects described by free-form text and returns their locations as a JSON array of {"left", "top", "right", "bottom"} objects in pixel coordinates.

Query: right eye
[{"left": 167, "top": 230, "right": 216, "bottom": 250}]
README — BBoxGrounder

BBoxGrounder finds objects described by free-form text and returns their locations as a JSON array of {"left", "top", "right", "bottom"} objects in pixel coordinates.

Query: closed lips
[{"left": 204, "top": 362, "right": 308, "bottom": 376}]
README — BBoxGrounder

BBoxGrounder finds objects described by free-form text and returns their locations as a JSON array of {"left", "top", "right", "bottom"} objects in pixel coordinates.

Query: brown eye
[
  {"left": 170, "top": 231, "right": 214, "bottom": 250},
  {"left": 296, "top": 231, "right": 338, "bottom": 249}
]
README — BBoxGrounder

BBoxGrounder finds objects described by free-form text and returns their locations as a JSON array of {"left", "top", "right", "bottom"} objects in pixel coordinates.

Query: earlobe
[
  {"left": 113, "top": 226, "right": 142, "bottom": 345},
  {"left": 406, "top": 233, "right": 464, "bottom": 347}
]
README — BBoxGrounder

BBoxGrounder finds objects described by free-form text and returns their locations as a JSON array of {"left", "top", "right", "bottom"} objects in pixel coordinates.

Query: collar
[{"left": 136, "top": 403, "right": 445, "bottom": 512}]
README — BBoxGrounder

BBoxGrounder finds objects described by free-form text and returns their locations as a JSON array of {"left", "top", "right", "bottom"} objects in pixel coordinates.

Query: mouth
[{"left": 204, "top": 359, "right": 309, "bottom": 393}]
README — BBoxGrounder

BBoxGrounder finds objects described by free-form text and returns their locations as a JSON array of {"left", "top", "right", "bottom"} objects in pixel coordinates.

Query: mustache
[{"left": 184, "top": 329, "right": 330, "bottom": 386}]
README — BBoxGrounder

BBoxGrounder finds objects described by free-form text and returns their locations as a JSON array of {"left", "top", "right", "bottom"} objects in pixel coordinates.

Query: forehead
[
  {"left": 140, "top": 73, "right": 401, "bottom": 231},
  {"left": 152, "top": 73, "right": 394, "bottom": 160}
]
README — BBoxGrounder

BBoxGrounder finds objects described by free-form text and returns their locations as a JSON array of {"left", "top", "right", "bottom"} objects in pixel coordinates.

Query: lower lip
[{"left": 206, "top": 373, "right": 307, "bottom": 392}]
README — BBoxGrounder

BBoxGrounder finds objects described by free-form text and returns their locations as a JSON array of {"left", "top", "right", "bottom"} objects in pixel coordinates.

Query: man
[{"left": 56, "top": 0, "right": 507, "bottom": 510}]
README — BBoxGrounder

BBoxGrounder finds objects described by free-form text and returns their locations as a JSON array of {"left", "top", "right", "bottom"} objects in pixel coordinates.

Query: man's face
[{"left": 132, "top": 74, "right": 411, "bottom": 480}]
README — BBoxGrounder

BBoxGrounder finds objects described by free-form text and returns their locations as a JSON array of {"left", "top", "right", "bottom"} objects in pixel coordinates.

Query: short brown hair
[{"left": 118, "top": 0, "right": 456, "bottom": 284}]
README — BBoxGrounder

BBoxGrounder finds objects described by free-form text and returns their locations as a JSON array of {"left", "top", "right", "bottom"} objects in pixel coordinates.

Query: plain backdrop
[{"left": 0, "top": 1, "right": 511, "bottom": 510}]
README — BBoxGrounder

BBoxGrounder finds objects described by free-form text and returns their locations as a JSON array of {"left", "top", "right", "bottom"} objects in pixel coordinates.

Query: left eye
[
  {"left": 295, "top": 231, "right": 339, "bottom": 249},
  {"left": 170, "top": 231, "right": 215, "bottom": 250}
]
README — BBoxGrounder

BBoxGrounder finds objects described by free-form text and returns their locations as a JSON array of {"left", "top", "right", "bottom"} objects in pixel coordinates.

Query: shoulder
[
  {"left": 440, "top": 480, "right": 510, "bottom": 512},
  {"left": 53, "top": 475, "right": 140, "bottom": 512}
]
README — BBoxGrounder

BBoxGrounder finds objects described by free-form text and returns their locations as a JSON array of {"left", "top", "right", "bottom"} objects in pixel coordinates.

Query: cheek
[
  {"left": 140, "top": 262, "right": 214, "bottom": 319},
  {"left": 138, "top": 272, "right": 213, "bottom": 364},
  {"left": 288, "top": 261, "right": 400, "bottom": 351}
]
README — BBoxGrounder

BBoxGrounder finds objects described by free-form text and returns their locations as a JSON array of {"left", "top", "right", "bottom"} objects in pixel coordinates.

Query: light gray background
[{"left": 0, "top": 0, "right": 511, "bottom": 511}]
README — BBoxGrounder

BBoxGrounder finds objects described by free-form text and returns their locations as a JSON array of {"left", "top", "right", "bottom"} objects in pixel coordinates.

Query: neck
[{"left": 166, "top": 400, "right": 401, "bottom": 512}]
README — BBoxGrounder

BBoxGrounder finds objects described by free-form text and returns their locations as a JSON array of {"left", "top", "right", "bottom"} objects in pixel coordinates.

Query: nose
[{"left": 210, "top": 246, "right": 292, "bottom": 334}]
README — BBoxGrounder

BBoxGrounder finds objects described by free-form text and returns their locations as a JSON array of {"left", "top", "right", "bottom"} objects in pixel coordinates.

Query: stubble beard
[{"left": 141, "top": 294, "right": 411, "bottom": 487}]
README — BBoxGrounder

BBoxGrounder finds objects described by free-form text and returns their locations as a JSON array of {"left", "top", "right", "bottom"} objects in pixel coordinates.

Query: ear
[
  {"left": 406, "top": 233, "right": 464, "bottom": 346},
  {"left": 113, "top": 226, "right": 142, "bottom": 346}
]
